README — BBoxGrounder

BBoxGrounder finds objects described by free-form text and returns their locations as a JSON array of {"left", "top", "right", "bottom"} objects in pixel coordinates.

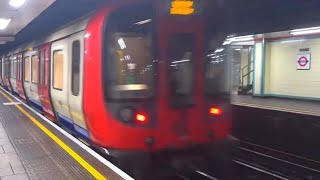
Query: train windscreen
[{"left": 104, "top": 3, "right": 154, "bottom": 99}]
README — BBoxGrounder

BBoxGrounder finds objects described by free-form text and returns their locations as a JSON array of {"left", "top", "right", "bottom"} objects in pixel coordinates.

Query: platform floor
[
  {"left": 231, "top": 94, "right": 320, "bottom": 116},
  {"left": 0, "top": 89, "right": 129, "bottom": 180}
]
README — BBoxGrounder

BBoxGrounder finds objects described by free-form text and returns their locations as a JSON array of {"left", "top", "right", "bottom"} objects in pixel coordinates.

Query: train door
[
  {"left": 10, "top": 55, "right": 19, "bottom": 96},
  {"left": 67, "top": 33, "right": 88, "bottom": 138},
  {"left": 5, "top": 57, "right": 13, "bottom": 92},
  {"left": 38, "top": 44, "right": 56, "bottom": 121},
  {"left": 51, "top": 39, "right": 73, "bottom": 129},
  {"left": 157, "top": 16, "right": 207, "bottom": 145},
  {"left": 24, "top": 50, "right": 42, "bottom": 111},
  {"left": 16, "top": 53, "right": 27, "bottom": 101}
]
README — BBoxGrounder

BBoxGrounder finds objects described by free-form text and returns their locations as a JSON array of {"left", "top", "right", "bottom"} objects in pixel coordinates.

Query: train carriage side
[
  {"left": 23, "top": 50, "right": 43, "bottom": 112},
  {"left": 9, "top": 54, "right": 19, "bottom": 96}
]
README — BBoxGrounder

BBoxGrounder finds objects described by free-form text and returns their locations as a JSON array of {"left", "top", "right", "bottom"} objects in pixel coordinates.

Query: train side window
[
  {"left": 13, "top": 58, "right": 16, "bottom": 79},
  {"left": 53, "top": 50, "right": 64, "bottom": 90},
  {"left": 71, "top": 40, "right": 80, "bottom": 96},
  {"left": 31, "top": 55, "right": 39, "bottom": 84},
  {"left": 24, "top": 57, "right": 30, "bottom": 82},
  {"left": 39, "top": 51, "right": 44, "bottom": 85}
]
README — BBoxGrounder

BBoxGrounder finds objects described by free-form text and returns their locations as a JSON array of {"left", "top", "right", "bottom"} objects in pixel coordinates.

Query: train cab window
[
  {"left": 205, "top": 47, "right": 228, "bottom": 95},
  {"left": 31, "top": 55, "right": 39, "bottom": 84},
  {"left": 71, "top": 40, "right": 80, "bottom": 95},
  {"left": 168, "top": 34, "right": 194, "bottom": 97},
  {"left": 24, "top": 57, "right": 30, "bottom": 82},
  {"left": 53, "top": 50, "right": 64, "bottom": 90},
  {"left": 104, "top": 3, "right": 154, "bottom": 99}
]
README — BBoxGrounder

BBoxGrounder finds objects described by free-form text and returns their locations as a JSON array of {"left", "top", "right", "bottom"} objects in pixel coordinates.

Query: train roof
[{"left": 7, "top": 12, "right": 94, "bottom": 56}]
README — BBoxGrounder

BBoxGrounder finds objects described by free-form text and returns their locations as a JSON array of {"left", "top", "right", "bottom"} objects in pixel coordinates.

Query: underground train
[{"left": 0, "top": 0, "right": 232, "bottom": 179}]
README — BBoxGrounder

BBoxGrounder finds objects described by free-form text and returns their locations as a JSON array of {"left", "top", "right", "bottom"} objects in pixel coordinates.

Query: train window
[
  {"left": 39, "top": 51, "right": 44, "bottom": 85},
  {"left": 44, "top": 49, "right": 48, "bottom": 85},
  {"left": 71, "top": 40, "right": 80, "bottom": 96},
  {"left": 53, "top": 50, "right": 64, "bottom": 90},
  {"left": 10, "top": 59, "right": 13, "bottom": 78},
  {"left": 205, "top": 47, "right": 228, "bottom": 95},
  {"left": 168, "top": 34, "right": 194, "bottom": 97},
  {"left": 104, "top": 3, "right": 155, "bottom": 99},
  {"left": 13, "top": 58, "right": 17, "bottom": 79},
  {"left": 31, "top": 55, "right": 39, "bottom": 84},
  {"left": 24, "top": 57, "right": 30, "bottom": 82}
]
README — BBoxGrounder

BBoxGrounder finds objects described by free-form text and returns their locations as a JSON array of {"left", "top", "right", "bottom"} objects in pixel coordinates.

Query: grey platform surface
[
  {"left": 0, "top": 121, "right": 28, "bottom": 180},
  {"left": 232, "top": 94, "right": 320, "bottom": 116},
  {"left": 0, "top": 90, "right": 125, "bottom": 180}
]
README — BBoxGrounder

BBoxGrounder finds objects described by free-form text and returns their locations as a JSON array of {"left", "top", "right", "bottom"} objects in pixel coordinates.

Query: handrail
[{"left": 241, "top": 61, "right": 254, "bottom": 71}]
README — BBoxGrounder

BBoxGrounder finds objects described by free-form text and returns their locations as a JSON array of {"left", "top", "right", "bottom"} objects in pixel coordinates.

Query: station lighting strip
[{"left": 290, "top": 26, "right": 320, "bottom": 35}]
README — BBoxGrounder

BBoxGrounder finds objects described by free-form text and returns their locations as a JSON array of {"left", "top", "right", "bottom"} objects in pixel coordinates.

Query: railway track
[{"left": 234, "top": 140, "right": 320, "bottom": 180}]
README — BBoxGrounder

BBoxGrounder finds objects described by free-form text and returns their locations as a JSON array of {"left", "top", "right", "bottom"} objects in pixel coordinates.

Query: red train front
[
  {"left": 84, "top": 0, "right": 232, "bottom": 177},
  {"left": 0, "top": 0, "right": 233, "bottom": 179}
]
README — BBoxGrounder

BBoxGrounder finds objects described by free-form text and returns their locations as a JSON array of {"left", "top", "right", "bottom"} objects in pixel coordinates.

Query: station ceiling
[
  {"left": 0, "top": 0, "right": 55, "bottom": 45},
  {"left": 1, "top": 0, "right": 320, "bottom": 54}
]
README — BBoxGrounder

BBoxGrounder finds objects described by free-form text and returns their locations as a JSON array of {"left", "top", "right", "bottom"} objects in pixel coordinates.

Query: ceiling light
[
  {"left": 0, "top": 19, "right": 11, "bottom": 30},
  {"left": 231, "top": 35, "right": 254, "bottom": 42},
  {"left": 9, "top": 0, "right": 26, "bottom": 7},
  {"left": 290, "top": 26, "right": 320, "bottom": 36}
]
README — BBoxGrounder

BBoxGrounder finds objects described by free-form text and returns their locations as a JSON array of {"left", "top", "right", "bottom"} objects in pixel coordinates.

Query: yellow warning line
[{"left": 0, "top": 90, "right": 107, "bottom": 180}]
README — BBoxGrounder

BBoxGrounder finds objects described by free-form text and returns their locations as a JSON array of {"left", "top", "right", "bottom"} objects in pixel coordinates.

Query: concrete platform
[
  {"left": 231, "top": 94, "right": 320, "bottom": 116},
  {"left": 0, "top": 89, "right": 131, "bottom": 180}
]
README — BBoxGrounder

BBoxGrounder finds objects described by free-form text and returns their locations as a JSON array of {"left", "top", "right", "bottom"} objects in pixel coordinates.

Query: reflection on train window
[
  {"left": 168, "top": 34, "right": 194, "bottom": 97},
  {"left": 24, "top": 56, "right": 30, "bottom": 82},
  {"left": 205, "top": 48, "right": 228, "bottom": 94},
  {"left": 53, "top": 50, "right": 64, "bottom": 90},
  {"left": 39, "top": 51, "right": 44, "bottom": 85},
  {"left": 104, "top": 3, "right": 154, "bottom": 99},
  {"left": 44, "top": 49, "right": 48, "bottom": 85},
  {"left": 71, "top": 40, "right": 80, "bottom": 96},
  {"left": 13, "top": 58, "right": 17, "bottom": 79},
  {"left": 10, "top": 59, "right": 13, "bottom": 78},
  {"left": 31, "top": 55, "right": 39, "bottom": 84}
]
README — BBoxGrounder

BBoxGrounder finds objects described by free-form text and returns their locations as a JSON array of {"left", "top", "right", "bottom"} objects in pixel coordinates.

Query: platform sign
[{"left": 297, "top": 53, "right": 311, "bottom": 70}]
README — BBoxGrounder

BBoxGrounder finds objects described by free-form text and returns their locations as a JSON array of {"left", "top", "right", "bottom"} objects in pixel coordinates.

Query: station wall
[{"left": 264, "top": 38, "right": 320, "bottom": 99}]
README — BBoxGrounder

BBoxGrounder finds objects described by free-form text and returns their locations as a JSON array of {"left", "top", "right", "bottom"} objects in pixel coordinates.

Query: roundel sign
[{"left": 297, "top": 54, "right": 311, "bottom": 70}]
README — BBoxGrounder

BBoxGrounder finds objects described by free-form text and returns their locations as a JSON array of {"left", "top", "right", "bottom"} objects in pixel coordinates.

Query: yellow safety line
[{"left": 0, "top": 90, "right": 107, "bottom": 180}]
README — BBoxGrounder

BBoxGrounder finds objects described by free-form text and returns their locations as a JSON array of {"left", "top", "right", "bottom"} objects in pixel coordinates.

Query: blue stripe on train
[
  {"left": 57, "top": 113, "right": 90, "bottom": 142},
  {"left": 13, "top": 91, "right": 20, "bottom": 97},
  {"left": 28, "top": 99, "right": 43, "bottom": 113}
]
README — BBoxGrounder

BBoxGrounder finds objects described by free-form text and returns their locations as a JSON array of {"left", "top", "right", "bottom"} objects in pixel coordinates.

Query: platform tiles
[{"left": 0, "top": 89, "right": 132, "bottom": 180}]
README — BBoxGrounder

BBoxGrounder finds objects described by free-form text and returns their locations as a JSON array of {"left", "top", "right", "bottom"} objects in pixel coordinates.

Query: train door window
[
  {"left": 31, "top": 55, "right": 39, "bottom": 84},
  {"left": 71, "top": 40, "right": 80, "bottom": 96},
  {"left": 16, "top": 57, "right": 19, "bottom": 80},
  {"left": 39, "top": 51, "right": 44, "bottom": 85},
  {"left": 24, "top": 57, "right": 30, "bottom": 82},
  {"left": 53, "top": 50, "right": 64, "bottom": 90},
  {"left": 13, "top": 58, "right": 17, "bottom": 79},
  {"left": 10, "top": 59, "right": 13, "bottom": 78},
  {"left": 168, "top": 34, "right": 194, "bottom": 97},
  {"left": 104, "top": 3, "right": 155, "bottom": 99},
  {"left": 44, "top": 49, "right": 48, "bottom": 86}
]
